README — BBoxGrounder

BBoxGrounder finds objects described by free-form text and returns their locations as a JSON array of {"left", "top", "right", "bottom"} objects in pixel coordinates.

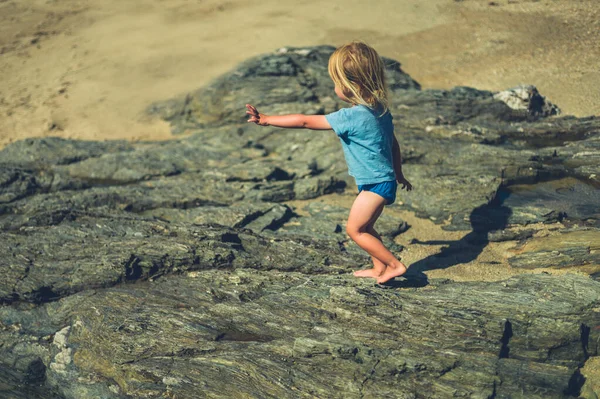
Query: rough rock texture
[
  {"left": 1, "top": 46, "right": 600, "bottom": 398},
  {"left": 1, "top": 271, "right": 598, "bottom": 399},
  {"left": 493, "top": 85, "right": 561, "bottom": 117},
  {"left": 147, "top": 46, "right": 421, "bottom": 133},
  {"left": 581, "top": 357, "right": 600, "bottom": 399}
]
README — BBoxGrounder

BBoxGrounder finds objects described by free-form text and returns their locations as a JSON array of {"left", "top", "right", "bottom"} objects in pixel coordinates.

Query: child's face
[{"left": 334, "top": 85, "right": 350, "bottom": 103}]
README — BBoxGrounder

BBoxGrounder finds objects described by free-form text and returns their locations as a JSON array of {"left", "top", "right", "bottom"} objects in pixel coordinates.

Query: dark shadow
[
  {"left": 375, "top": 276, "right": 428, "bottom": 289},
  {"left": 383, "top": 196, "right": 512, "bottom": 287}
]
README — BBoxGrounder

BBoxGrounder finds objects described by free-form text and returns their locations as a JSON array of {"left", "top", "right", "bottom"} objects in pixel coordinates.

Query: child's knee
[
  {"left": 346, "top": 224, "right": 355, "bottom": 238},
  {"left": 346, "top": 223, "right": 366, "bottom": 240},
  {"left": 346, "top": 222, "right": 358, "bottom": 237}
]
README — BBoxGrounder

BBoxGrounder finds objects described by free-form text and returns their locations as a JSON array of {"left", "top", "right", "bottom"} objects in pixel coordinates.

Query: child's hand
[
  {"left": 246, "top": 104, "right": 268, "bottom": 126},
  {"left": 397, "top": 175, "right": 413, "bottom": 191}
]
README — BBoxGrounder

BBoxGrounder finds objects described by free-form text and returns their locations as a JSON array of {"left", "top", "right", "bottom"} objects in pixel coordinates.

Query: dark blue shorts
[{"left": 357, "top": 180, "right": 397, "bottom": 205}]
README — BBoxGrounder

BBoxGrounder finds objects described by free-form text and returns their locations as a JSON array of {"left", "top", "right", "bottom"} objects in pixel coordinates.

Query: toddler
[{"left": 246, "top": 41, "right": 412, "bottom": 284}]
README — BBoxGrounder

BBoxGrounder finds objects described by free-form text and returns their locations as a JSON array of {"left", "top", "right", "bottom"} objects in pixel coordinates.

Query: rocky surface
[{"left": 1, "top": 45, "right": 600, "bottom": 398}]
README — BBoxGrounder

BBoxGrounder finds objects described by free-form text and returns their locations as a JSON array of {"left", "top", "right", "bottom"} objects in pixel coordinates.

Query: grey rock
[
  {"left": 141, "top": 202, "right": 294, "bottom": 232},
  {"left": 0, "top": 137, "right": 132, "bottom": 168},
  {"left": 488, "top": 228, "right": 535, "bottom": 242},
  {"left": 0, "top": 362, "right": 62, "bottom": 399},
  {"left": 493, "top": 85, "right": 560, "bottom": 117},
  {"left": 509, "top": 246, "right": 600, "bottom": 269},
  {"left": 147, "top": 46, "right": 420, "bottom": 131},
  {"left": 508, "top": 227, "right": 600, "bottom": 269},
  {"left": 0, "top": 272, "right": 597, "bottom": 398},
  {"left": 1, "top": 46, "right": 599, "bottom": 397},
  {"left": 0, "top": 214, "right": 364, "bottom": 304},
  {"left": 280, "top": 201, "right": 406, "bottom": 256}
]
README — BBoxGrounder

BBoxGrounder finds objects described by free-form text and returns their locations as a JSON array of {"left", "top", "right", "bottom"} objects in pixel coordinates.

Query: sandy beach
[{"left": 1, "top": 0, "right": 598, "bottom": 150}]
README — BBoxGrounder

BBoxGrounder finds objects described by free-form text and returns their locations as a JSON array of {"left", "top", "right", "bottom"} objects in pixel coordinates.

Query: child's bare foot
[
  {"left": 353, "top": 268, "right": 384, "bottom": 279},
  {"left": 376, "top": 262, "right": 407, "bottom": 284}
]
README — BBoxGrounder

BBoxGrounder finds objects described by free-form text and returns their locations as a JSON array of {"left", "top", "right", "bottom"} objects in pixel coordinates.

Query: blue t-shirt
[{"left": 325, "top": 105, "right": 396, "bottom": 185}]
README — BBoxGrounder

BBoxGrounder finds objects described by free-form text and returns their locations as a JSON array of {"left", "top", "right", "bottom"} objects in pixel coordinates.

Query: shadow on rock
[
  {"left": 403, "top": 199, "right": 512, "bottom": 284},
  {"left": 376, "top": 277, "right": 429, "bottom": 289}
]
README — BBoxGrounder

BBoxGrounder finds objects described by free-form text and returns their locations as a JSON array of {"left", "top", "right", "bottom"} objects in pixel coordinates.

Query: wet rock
[{"left": 497, "top": 177, "right": 600, "bottom": 225}]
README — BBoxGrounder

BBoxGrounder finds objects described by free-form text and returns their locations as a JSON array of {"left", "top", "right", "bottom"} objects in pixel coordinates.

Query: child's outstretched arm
[
  {"left": 392, "top": 136, "right": 413, "bottom": 191},
  {"left": 246, "top": 104, "right": 332, "bottom": 130}
]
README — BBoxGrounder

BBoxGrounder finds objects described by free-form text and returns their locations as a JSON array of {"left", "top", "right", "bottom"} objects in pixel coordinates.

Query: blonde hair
[{"left": 328, "top": 41, "right": 389, "bottom": 114}]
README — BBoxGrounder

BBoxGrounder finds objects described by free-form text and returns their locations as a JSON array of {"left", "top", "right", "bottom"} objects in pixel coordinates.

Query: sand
[
  {"left": 1, "top": 0, "right": 599, "bottom": 150},
  {"left": 286, "top": 192, "right": 594, "bottom": 284}
]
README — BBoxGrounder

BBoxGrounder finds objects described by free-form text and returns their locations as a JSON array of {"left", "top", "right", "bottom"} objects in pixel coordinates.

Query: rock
[
  {"left": 0, "top": 272, "right": 597, "bottom": 398},
  {"left": 0, "top": 362, "right": 60, "bottom": 399},
  {"left": 1, "top": 46, "right": 599, "bottom": 397},
  {"left": 0, "top": 214, "right": 366, "bottom": 303},
  {"left": 487, "top": 227, "right": 535, "bottom": 242},
  {"left": 141, "top": 202, "right": 294, "bottom": 232},
  {"left": 0, "top": 137, "right": 132, "bottom": 168},
  {"left": 493, "top": 85, "right": 560, "bottom": 117},
  {"left": 280, "top": 201, "right": 406, "bottom": 255},
  {"left": 508, "top": 229, "right": 600, "bottom": 270},
  {"left": 581, "top": 357, "right": 600, "bottom": 399},
  {"left": 498, "top": 177, "right": 600, "bottom": 225},
  {"left": 147, "top": 46, "right": 420, "bottom": 131}
]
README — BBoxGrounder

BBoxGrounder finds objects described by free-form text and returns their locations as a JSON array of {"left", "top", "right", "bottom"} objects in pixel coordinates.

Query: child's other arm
[
  {"left": 246, "top": 104, "right": 332, "bottom": 130},
  {"left": 392, "top": 136, "right": 413, "bottom": 191}
]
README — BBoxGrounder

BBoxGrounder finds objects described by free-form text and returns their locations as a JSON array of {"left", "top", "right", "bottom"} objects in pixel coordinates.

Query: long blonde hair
[{"left": 328, "top": 41, "right": 389, "bottom": 114}]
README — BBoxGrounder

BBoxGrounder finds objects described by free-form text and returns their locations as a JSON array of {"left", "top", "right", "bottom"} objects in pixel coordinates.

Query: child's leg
[
  {"left": 346, "top": 191, "right": 406, "bottom": 283},
  {"left": 354, "top": 206, "right": 386, "bottom": 278}
]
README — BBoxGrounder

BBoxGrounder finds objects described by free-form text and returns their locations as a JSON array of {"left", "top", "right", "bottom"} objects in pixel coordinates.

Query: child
[{"left": 246, "top": 41, "right": 412, "bottom": 284}]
